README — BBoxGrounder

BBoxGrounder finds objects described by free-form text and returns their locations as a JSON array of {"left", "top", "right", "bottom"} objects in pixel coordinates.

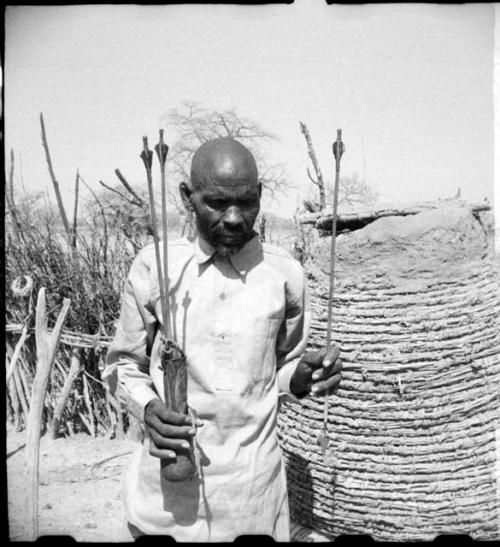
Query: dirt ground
[
  {"left": 7, "top": 424, "right": 325, "bottom": 542},
  {"left": 7, "top": 423, "right": 139, "bottom": 542}
]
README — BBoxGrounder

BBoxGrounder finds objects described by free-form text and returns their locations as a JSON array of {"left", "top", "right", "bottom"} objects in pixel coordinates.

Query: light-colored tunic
[{"left": 104, "top": 234, "right": 310, "bottom": 541}]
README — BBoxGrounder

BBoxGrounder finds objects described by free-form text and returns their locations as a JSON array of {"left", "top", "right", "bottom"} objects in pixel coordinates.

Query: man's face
[{"left": 186, "top": 175, "right": 261, "bottom": 254}]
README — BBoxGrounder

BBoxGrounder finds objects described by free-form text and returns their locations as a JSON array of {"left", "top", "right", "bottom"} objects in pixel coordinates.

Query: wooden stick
[
  {"left": 71, "top": 169, "right": 80, "bottom": 249},
  {"left": 39, "top": 113, "right": 72, "bottom": 242},
  {"left": 82, "top": 372, "right": 96, "bottom": 437},
  {"left": 6, "top": 341, "right": 23, "bottom": 429},
  {"left": 13, "top": 368, "right": 29, "bottom": 428},
  {"left": 99, "top": 179, "right": 141, "bottom": 207},
  {"left": 16, "top": 358, "right": 32, "bottom": 425},
  {"left": 114, "top": 168, "right": 145, "bottom": 207},
  {"left": 301, "top": 201, "right": 492, "bottom": 232},
  {"left": 25, "top": 288, "right": 70, "bottom": 540},
  {"left": 104, "top": 388, "right": 117, "bottom": 439},
  {"left": 5, "top": 148, "right": 25, "bottom": 245},
  {"left": 6, "top": 320, "right": 31, "bottom": 384},
  {"left": 50, "top": 347, "right": 81, "bottom": 439},
  {"left": 7, "top": 374, "right": 21, "bottom": 429},
  {"left": 79, "top": 411, "right": 93, "bottom": 435},
  {"left": 107, "top": 389, "right": 124, "bottom": 440}
]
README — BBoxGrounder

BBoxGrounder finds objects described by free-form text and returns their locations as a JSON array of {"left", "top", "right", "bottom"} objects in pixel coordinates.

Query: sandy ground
[
  {"left": 7, "top": 424, "right": 327, "bottom": 542},
  {"left": 7, "top": 424, "right": 139, "bottom": 542}
]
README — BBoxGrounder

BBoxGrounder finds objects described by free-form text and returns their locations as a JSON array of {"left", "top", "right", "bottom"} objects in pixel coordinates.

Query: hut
[{"left": 279, "top": 200, "right": 500, "bottom": 541}]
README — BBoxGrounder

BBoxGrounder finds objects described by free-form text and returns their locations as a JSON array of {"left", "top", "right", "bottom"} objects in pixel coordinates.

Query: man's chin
[{"left": 214, "top": 243, "right": 240, "bottom": 257}]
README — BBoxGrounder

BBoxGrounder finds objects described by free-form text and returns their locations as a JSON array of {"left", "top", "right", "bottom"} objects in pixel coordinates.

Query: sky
[{"left": 5, "top": 2, "right": 495, "bottom": 219}]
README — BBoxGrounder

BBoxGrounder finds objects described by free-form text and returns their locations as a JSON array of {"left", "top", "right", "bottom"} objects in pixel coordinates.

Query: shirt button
[{"left": 220, "top": 293, "right": 226, "bottom": 301}]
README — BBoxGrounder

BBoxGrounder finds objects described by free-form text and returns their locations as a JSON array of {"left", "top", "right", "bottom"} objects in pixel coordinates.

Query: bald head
[
  {"left": 190, "top": 137, "right": 258, "bottom": 190},
  {"left": 180, "top": 137, "right": 261, "bottom": 252}
]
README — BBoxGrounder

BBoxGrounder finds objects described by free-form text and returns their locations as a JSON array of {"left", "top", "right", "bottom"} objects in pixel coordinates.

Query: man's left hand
[{"left": 290, "top": 345, "right": 342, "bottom": 398}]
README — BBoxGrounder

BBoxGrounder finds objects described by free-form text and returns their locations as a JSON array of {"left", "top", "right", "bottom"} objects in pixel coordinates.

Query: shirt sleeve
[
  {"left": 102, "top": 248, "right": 160, "bottom": 422},
  {"left": 275, "top": 264, "right": 311, "bottom": 400}
]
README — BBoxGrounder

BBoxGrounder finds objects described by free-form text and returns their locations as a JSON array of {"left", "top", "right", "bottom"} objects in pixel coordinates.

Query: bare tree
[
  {"left": 161, "top": 102, "right": 289, "bottom": 215},
  {"left": 299, "top": 121, "right": 378, "bottom": 213},
  {"left": 299, "top": 122, "right": 326, "bottom": 210},
  {"left": 334, "top": 172, "right": 378, "bottom": 210}
]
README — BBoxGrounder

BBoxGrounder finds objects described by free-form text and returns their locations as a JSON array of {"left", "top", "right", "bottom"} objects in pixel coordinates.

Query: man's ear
[{"left": 179, "top": 182, "right": 193, "bottom": 211}]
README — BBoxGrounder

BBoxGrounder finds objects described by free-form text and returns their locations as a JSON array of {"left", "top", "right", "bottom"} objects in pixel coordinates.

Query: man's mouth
[{"left": 212, "top": 231, "right": 246, "bottom": 245}]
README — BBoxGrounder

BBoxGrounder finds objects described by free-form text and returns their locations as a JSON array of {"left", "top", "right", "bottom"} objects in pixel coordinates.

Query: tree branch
[
  {"left": 99, "top": 180, "right": 142, "bottom": 207},
  {"left": 5, "top": 149, "right": 25, "bottom": 245},
  {"left": 114, "top": 169, "right": 145, "bottom": 208},
  {"left": 71, "top": 170, "right": 80, "bottom": 249},
  {"left": 40, "top": 113, "right": 72, "bottom": 241},
  {"left": 307, "top": 167, "right": 320, "bottom": 187}
]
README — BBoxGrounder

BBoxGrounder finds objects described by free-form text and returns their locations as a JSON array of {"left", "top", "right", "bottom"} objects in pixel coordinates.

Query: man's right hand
[{"left": 144, "top": 398, "right": 197, "bottom": 460}]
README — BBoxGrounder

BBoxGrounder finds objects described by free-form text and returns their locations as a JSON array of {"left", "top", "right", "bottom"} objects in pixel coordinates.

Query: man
[{"left": 104, "top": 137, "right": 342, "bottom": 541}]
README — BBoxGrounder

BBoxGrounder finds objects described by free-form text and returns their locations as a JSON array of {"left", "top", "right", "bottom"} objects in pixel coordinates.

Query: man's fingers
[
  {"left": 311, "top": 358, "right": 342, "bottom": 381},
  {"left": 322, "top": 346, "right": 341, "bottom": 368},
  {"left": 149, "top": 445, "right": 177, "bottom": 460},
  {"left": 150, "top": 417, "right": 195, "bottom": 439},
  {"left": 311, "top": 372, "right": 341, "bottom": 395},
  {"left": 331, "top": 357, "right": 342, "bottom": 375},
  {"left": 154, "top": 406, "right": 192, "bottom": 426},
  {"left": 149, "top": 429, "right": 192, "bottom": 452},
  {"left": 302, "top": 346, "right": 341, "bottom": 369},
  {"left": 301, "top": 349, "right": 326, "bottom": 366}
]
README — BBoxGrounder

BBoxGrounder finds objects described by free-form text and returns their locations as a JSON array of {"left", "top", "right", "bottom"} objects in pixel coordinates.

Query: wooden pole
[
  {"left": 6, "top": 318, "right": 32, "bottom": 384},
  {"left": 40, "top": 113, "right": 72, "bottom": 242},
  {"left": 81, "top": 372, "right": 96, "bottom": 437},
  {"left": 7, "top": 340, "right": 31, "bottom": 427},
  {"left": 25, "top": 288, "right": 70, "bottom": 540},
  {"left": 15, "top": 363, "right": 31, "bottom": 425},
  {"left": 50, "top": 347, "right": 81, "bottom": 439},
  {"left": 6, "top": 342, "right": 22, "bottom": 429},
  {"left": 71, "top": 169, "right": 80, "bottom": 249},
  {"left": 5, "top": 148, "right": 26, "bottom": 245}
]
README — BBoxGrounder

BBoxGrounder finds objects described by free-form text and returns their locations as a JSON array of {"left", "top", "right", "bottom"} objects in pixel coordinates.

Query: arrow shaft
[{"left": 322, "top": 129, "right": 343, "bottom": 440}]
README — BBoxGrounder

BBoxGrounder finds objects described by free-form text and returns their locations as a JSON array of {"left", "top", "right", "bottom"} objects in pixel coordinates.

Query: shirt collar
[{"left": 192, "top": 233, "right": 262, "bottom": 276}]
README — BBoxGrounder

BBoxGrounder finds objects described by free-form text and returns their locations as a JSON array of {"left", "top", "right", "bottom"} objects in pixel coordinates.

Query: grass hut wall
[{"left": 278, "top": 202, "right": 500, "bottom": 541}]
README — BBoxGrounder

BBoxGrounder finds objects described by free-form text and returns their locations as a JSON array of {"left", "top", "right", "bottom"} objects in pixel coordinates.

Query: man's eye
[{"left": 207, "top": 199, "right": 227, "bottom": 208}]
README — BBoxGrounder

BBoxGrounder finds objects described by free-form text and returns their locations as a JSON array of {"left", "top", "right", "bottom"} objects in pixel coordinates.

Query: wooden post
[
  {"left": 6, "top": 342, "right": 21, "bottom": 428},
  {"left": 50, "top": 347, "right": 81, "bottom": 439},
  {"left": 6, "top": 320, "right": 31, "bottom": 384},
  {"left": 25, "top": 288, "right": 70, "bottom": 541},
  {"left": 13, "top": 367, "right": 30, "bottom": 428},
  {"left": 6, "top": 340, "right": 31, "bottom": 427},
  {"left": 105, "top": 388, "right": 124, "bottom": 440},
  {"left": 40, "top": 113, "right": 72, "bottom": 242},
  {"left": 81, "top": 372, "right": 96, "bottom": 437}
]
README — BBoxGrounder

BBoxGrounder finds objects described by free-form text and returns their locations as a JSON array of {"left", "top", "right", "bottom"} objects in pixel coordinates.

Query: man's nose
[{"left": 223, "top": 206, "right": 244, "bottom": 230}]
